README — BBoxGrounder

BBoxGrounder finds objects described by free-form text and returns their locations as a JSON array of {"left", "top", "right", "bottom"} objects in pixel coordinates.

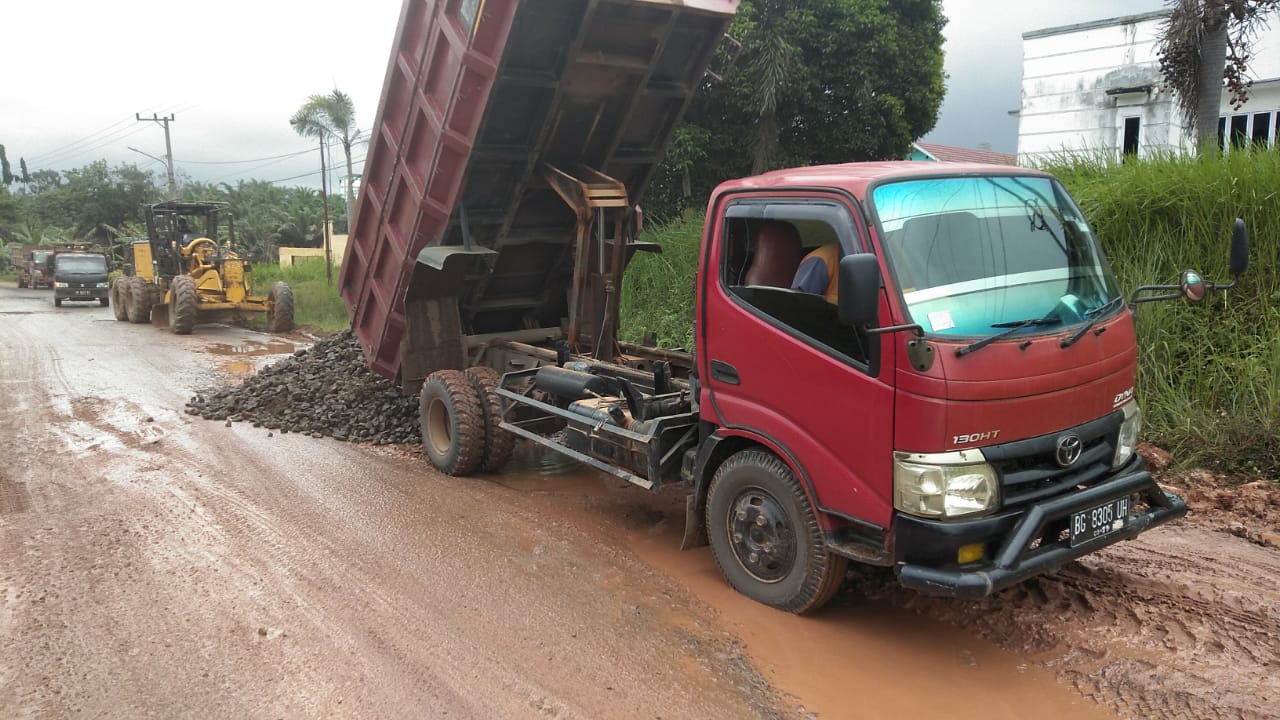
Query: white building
[{"left": 1017, "top": 10, "right": 1280, "bottom": 164}]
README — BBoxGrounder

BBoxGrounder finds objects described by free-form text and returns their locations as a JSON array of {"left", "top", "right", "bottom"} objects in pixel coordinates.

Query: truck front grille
[{"left": 983, "top": 411, "right": 1124, "bottom": 509}]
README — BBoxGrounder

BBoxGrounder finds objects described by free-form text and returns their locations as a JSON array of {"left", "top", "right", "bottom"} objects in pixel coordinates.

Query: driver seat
[{"left": 744, "top": 221, "right": 802, "bottom": 287}]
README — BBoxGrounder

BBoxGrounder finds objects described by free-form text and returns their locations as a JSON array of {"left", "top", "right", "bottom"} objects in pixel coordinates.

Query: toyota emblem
[{"left": 1055, "top": 434, "right": 1083, "bottom": 467}]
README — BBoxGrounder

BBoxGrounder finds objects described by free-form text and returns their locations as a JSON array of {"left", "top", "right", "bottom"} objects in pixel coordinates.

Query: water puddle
[
  {"left": 204, "top": 341, "right": 295, "bottom": 357},
  {"left": 496, "top": 450, "right": 1116, "bottom": 719}
]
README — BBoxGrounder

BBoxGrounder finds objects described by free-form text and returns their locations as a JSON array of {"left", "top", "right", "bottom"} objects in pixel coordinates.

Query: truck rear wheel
[
  {"left": 169, "top": 275, "right": 198, "bottom": 335},
  {"left": 419, "top": 370, "right": 486, "bottom": 476},
  {"left": 465, "top": 366, "right": 516, "bottom": 472},
  {"left": 111, "top": 279, "right": 129, "bottom": 321},
  {"left": 126, "top": 277, "right": 151, "bottom": 324},
  {"left": 706, "top": 449, "right": 848, "bottom": 614},
  {"left": 267, "top": 281, "right": 294, "bottom": 333}
]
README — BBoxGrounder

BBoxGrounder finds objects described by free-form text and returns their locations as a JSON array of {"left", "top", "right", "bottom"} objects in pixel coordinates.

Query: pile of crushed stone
[{"left": 187, "top": 329, "right": 421, "bottom": 445}]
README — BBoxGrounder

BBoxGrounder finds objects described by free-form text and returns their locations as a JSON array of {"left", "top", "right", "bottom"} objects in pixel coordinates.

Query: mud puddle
[
  {"left": 203, "top": 341, "right": 296, "bottom": 357},
  {"left": 490, "top": 453, "right": 1114, "bottom": 719},
  {"left": 203, "top": 341, "right": 296, "bottom": 384}
]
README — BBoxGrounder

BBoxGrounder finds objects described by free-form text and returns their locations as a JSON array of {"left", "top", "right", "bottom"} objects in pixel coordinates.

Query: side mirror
[
  {"left": 838, "top": 253, "right": 881, "bottom": 328},
  {"left": 1179, "top": 270, "right": 1206, "bottom": 302},
  {"left": 1230, "top": 218, "right": 1249, "bottom": 278}
]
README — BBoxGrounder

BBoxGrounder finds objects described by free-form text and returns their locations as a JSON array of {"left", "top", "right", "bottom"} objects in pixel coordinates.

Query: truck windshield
[
  {"left": 872, "top": 175, "right": 1122, "bottom": 337},
  {"left": 55, "top": 255, "right": 108, "bottom": 273}
]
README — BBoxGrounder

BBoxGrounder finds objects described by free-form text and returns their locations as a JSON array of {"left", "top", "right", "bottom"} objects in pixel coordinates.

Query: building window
[
  {"left": 1252, "top": 112, "right": 1272, "bottom": 148},
  {"left": 1230, "top": 114, "right": 1249, "bottom": 149},
  {"left": 1122, "top": 117, "right": 1141, "bottom": 156}
]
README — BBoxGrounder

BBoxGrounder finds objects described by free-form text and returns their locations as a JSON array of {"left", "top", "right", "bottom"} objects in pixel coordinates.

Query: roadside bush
[
  {"left": 619, "top": 216, "right": 702, "bottom": 350},
  {"left": 1045, "top": 151, "right": 1280, "bottom": 476}
]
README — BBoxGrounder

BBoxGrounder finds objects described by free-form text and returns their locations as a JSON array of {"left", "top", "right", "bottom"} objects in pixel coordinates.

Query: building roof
[{"left": 911, "top": 142, "right": 1018, "bottom": 166}]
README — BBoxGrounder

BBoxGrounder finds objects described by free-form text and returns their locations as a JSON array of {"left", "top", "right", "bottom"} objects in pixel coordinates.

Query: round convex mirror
[{"left": 1180, "top": 270, "right": 1206, "bottom": 302}]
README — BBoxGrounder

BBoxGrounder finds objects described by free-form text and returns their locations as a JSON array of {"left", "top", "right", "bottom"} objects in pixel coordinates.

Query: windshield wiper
[
  {"left": 1060, "top": 297, "right": 1123, "bottom": 349},
  {"left": 956, "top": 316, "right": 1061, "bottom": 357}
]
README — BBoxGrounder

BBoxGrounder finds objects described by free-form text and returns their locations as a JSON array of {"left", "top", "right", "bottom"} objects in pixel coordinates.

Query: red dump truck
[{"left": 342, "top": 0, "right": 1249, "bottom": 612}]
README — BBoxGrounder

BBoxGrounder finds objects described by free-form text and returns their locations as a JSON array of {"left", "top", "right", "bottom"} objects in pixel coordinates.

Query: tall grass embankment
[
  {"left": 1045, "top": 151, "right": 1279, "bottom": 476},
  {"left": 621, "top": 152, "right": 1279, "bottom": 476},
  {"left": 253, "top": 260, "right": 350, "bottom": 334}
]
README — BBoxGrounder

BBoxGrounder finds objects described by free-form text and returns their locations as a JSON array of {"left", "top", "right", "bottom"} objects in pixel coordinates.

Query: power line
[
  {"left": 26, "top": 114, "right": 138, "bottom": 163},
  {"left": 176, "top": 147, "right": 315, "bottom": 165}
]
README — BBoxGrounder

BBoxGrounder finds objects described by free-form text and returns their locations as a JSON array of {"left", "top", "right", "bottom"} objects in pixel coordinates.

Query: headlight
[
  {"left": 96, "top": 282, "right": 109, "bottom": 288},
  {"left": 1112, "top": 401, "right": 1142, "bottom": 468},
  {"left": 894, "top": 450, "right": 999, "bottom": 518},
  {"left": 54, "top": 282, "right": 68, "bottom": 288}
]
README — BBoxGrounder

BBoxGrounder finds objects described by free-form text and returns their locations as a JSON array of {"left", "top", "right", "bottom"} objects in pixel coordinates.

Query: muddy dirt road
[{"left": 1, "top": 283, "right": 1275, "bottom": 719}]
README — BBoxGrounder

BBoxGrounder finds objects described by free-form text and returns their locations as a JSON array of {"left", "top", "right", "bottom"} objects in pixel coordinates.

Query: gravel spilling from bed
[{"left": 186, "top": 329, "right": 421, "bottom": 444}]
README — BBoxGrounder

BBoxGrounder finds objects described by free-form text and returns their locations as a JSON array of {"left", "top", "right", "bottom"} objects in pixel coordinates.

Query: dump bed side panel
[{"left": 341, "top": 0, "right": 738, "bottom": 380}]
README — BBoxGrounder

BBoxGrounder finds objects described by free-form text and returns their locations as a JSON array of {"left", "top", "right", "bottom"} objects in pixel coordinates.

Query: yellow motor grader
[{"left": 112, "top": 201, "right": 293, "bottom": 335}]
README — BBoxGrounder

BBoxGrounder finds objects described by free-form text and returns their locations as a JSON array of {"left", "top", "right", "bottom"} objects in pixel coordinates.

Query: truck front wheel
[
  {"left": 706, "top": 449, "right": 847, "bottom": 614},
  {"left": 419, "top": 370, "right": 486, "bottom": 476}
]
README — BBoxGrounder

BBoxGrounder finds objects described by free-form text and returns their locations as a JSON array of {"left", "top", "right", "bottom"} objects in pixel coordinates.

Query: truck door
[{"left": 699, "top": 195, "right": 896, "bottom": 530}]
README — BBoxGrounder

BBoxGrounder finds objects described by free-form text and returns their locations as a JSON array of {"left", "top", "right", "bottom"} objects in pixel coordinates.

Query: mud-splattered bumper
[{"left": 894, "top": 463, "right": 1187, "bottom": 599}]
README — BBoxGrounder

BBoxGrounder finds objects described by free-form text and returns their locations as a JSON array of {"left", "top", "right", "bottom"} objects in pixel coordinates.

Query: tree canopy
[{"left": 648, "top": 0, "right": 947, "bottom": 218}]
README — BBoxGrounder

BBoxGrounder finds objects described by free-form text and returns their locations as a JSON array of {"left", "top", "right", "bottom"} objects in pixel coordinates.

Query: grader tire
[
  {"left": 126, "top": 277, "right": 151, "bottom": 324},
  {"left": 465, "top": 366, "right": 516, "bottom": 473},
  {"left": 419, "top": 370, "right": 486, "bottom": 476},
  {"left": 109, "top": 279, "right": 128, "bottom": 320},
  {"left": 169, "top": 275, "right": 198, "bottom": 335},
  {"left": 267, "top": 281, "right": 295, "bottom": 333}
]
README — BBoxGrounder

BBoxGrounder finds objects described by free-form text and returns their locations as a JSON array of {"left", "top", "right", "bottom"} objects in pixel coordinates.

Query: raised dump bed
[{"left": 341, "top": 0, "right": 739, "bottom": 384}]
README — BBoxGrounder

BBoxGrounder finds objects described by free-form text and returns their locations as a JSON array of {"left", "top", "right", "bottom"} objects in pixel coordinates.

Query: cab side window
[{"left": 721, "top": 204, "right": 873, "bottom": 367}]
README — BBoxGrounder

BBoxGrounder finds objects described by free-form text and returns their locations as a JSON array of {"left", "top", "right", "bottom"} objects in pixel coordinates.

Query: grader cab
[{"left": 112, "top": 201, "right": 294, "bottom": 335}]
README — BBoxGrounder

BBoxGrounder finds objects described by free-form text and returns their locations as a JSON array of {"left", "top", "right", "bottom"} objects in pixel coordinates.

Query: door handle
[{"left": 710, "top": 359, "right": 740, "bottom": 385}]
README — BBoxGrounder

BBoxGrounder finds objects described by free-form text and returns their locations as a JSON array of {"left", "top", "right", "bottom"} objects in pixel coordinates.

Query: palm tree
[
  {"left": 290, "top": 90, "right": 360, "bottom": 227},
  {"left": 1158, "top": 0, "right": 1278, "bottom": 154}
]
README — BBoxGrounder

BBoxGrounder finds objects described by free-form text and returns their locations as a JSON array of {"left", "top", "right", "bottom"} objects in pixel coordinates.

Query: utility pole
[
  {"left": 136, "top": 112, "right": 177, "bottom": 197},
  {"left": 318, "top": 133, "right": 333, "bottom": 285}
]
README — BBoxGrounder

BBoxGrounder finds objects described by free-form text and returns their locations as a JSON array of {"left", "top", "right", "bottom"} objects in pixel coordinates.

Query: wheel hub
[{"left": 727, "top": 488, "right": 795, "bottom": 583}]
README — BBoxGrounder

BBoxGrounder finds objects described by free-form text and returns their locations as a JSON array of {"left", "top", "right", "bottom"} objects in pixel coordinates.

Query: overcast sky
[{"left": 2, "top": 0, "right": 1168, "bottom": 192}]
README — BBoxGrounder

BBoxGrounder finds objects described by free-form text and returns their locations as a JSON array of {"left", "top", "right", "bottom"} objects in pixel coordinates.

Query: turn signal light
[{"left": 957, "top": 543, "right": 985, "bottom": 565}]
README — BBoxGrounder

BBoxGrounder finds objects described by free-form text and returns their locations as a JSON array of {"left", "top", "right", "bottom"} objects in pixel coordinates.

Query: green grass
[
  {"left": 618, "top": 152, "right": 1280, "bottom": 476},
  {"left": 252, "top": 259, "right": 350, "bottom": 333},
  {"left": 619, "top": 215, "right": 703, "bottom": 349}
]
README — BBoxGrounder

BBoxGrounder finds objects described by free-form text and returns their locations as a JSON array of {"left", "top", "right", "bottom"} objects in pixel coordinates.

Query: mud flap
[{"left": 680, "top": 493, "right": 708, "bottom": 550}]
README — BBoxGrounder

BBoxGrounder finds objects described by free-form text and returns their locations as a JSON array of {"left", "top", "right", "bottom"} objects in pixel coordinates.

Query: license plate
[
  {"left": 74, "top": 290, "right": 90, "bottom": 295},
  {"left": 1069, "top": 496, "right": 1131, "bottom": 547}
]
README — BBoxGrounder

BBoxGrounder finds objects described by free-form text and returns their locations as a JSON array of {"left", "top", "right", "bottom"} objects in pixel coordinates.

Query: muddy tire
[
  {"left": 706, "top": 449, "right": 847, "bottom": 614},
  {"left": 267, "top": 281, "right": 294, "bottom": 333},
  {"left": 126, "top": 277, "right": 151, "bottom": 324},
  {"left": 18, "top": 277, "right": 27, "bottom": 289},
  {"left": 99, "top": 298, "right": 109, "bottom": 307},
  {"left": 169, "top": 275, "right": 197, "bottom": 335},
  {"left": 419, "top": 369, "right": 486, "bottom": 476},
  {"left": 465, "top": 366, "right": 516, "bottom": 473},
  {"left": 110, "top": 279, "right": 129, "bottom": 320},
  {"left": 54, "top": 297, "right": 62, "bottom": 308}
]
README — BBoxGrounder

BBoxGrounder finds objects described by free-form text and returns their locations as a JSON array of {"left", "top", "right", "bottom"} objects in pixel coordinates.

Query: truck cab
[
  {"left": 52, "top": 249, "right": 110, "bottom": 307},
  {"left": 690, "top": 162, "right": 1225, "bottom": 608}
]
